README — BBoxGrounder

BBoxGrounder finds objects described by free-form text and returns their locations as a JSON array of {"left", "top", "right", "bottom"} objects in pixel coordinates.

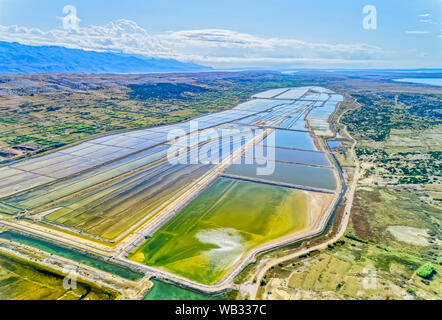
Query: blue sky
[{"left": 0, "top": 0, "right": 440, "bottom": 68}]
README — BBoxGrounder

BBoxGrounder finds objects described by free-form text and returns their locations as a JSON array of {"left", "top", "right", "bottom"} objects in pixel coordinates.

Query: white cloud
[
  {"left": 0, "top": 19, "right": 385, "bottom": 68},
  {"left": 417, "top": 13, "right": 431, "bottom": 17},
  {"left": 419, "top": 18, "right": 438, "bottom": 25},
  {"left": 406, "top": 30, "right": 430, "bottom": 34},
  {"left": 0, "top": 20, "right": 170, "bottom": 56}
]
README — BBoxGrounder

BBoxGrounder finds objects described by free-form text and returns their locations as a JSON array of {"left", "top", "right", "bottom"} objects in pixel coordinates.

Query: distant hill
[{"left": 0, "top": 41, "right": 212, "bottom": 74}]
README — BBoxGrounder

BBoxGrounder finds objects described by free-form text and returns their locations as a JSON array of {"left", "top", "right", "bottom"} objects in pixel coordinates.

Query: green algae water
[
  {"left": 144, "top": 279, "right": 219, "bottom": 300},
  {"left": 130, "top": 177, "right": 309, "bottom": 284},
  {"left": 0, "top": 231, "right": 143, "bottom": 281}
]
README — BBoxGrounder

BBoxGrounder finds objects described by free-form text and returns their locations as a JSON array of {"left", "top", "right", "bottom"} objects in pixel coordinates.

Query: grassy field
[
  {"left": 129, "top": 177, "right": 332, "bottom": 284},
  {"left": 0, "top": 252, "right": 117, "bottom": 300},
  {"left": 258, "top": 236, "right": 441, "bottom": 300},
  {"left": 350, "top": 187, "right": 441, "bottom": 256}
]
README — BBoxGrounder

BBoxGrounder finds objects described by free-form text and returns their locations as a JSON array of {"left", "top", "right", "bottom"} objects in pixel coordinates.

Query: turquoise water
[
  {"left": 394, "top": 78, "right": 442, "bottom": 87},
  {"left": 0, "top": 231, "right": 144, "bottom": 280},
  {"left": 144, "top": 279, "right": 219, "bottom": 300}
]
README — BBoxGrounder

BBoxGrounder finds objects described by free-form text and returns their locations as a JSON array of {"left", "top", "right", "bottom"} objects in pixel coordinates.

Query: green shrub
[{"left": 416, "top": 264, "right": 435, "bottom": 279}]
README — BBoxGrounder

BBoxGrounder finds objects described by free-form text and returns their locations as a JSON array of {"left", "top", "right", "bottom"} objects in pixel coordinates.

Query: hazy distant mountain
[{"left": 0, "top": 41, "right": 212, "bottom": 74}]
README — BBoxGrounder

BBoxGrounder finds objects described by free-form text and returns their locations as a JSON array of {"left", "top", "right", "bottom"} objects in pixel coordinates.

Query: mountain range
[{"left": 0, "top": 41, "right": 211, "bottom": 74}]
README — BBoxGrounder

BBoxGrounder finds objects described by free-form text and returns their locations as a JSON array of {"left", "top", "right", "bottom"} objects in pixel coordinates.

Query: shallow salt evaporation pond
[
  {"left": 260, "top": 129, "right": 317, "bottom": 151},
  {"left": 224, "top": 159, "right": 337, "bottom": 191},
  {"left": 244, "top": 147, "right": 331, "bottom": 167}
]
